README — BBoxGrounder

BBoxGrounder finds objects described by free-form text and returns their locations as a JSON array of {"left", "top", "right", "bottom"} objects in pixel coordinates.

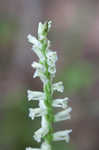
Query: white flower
[
  {"left": 41, "top": 141, "right": 51, "bottom": 150},
  {"left": 29, "top": 108, "right": 41, "bottom": 120},
  {"left": 27, "top": 34, "right": 42, "bottom": 49},
  {"left": 33, "top": 69, "right": 48, "bottom": 84},
  {"left": 53, "top": 129, "right": 72, "bottom": 143},
  {"left": 41, "top": 115, "right": 49, "bottom": 129},
  {"left": 38, "top": 21, "right": 52, "bottom": 40},
  {"left": 33, "top": 116, "right": 49, "bottom": 142},
  {"left": 27, "top": 90, "right": 45, "bottom": 101},
  {"left": 54, "top": 107, "right": 72, "bottom": 122},
  {"left": 29, "top": 103, "right": 47, "bottom": 120},
  {"left": 31, "top": 61, "right": 45, "bottom": 72},
  {"left": 47, "top": 40, "right": 51, "bottom": 49},
  {"left": 46, "top": 51, "right": 58, "bottom": 66},
  {"left": 46, "top": 50, "right": 57, "bottom": 75},
  {"left": 39, "top": 100, "right": 46, "bottom": 110},
  {"left": 48, "top": 21, "right": 52, "bottom": 32},
  {"left": 52, "top": 97, "right": 69, "bottom": 109},
  {"left": 32, "top": 45, "right": 45, "bottom": 62},
  {"left": 38, "top": 22, "right": 44, "bottom": 39},
  {"left": 38, "top": 22, "right": 46, "bottom": 40},
  {"left": 26, "top": 147, "right": 40, "bottom": 150},
  {"left": 48, "top": 65, "right": 56, "bottom": 74},
  {"left": 52, "top": 81, "right": 64, "bottom": 93},
  {"left": 27, "top": 34, "right": 37, "bottom": 44},
  {"left": 32, "top": 61, "right": 47, "bottom": 83},
  {"left": 33, "top": 127, "right": 49, "bottom": 142}
]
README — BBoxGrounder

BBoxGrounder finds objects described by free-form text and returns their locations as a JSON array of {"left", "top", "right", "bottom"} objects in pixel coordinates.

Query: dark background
[{"left": 0, "top": 0, "right": 99, "bottom": 150}]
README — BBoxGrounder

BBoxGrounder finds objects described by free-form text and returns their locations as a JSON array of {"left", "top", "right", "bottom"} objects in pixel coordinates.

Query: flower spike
[{"left": 26, "top": 21, "right": 72, "bottom": 150}]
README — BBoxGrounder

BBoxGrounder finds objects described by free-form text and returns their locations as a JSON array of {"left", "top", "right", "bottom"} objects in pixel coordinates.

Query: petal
[
  {"left": 38, "top": 22, "right": 44, "bottom": 36},
  {"left": 32, "top": 45, "right": 45, "bottom": 62},
  {"left": 31, "top": 61, "right": 45, "bottom": 72},
  {"left": 46, "top": 51, "right": 58, "bottom": 66},
  {"left": 33, "top": 127, "right": 49, "bottom": 143},
  {"left": 29, "top": 108, "right": 41, "bottom": 120},
  {"left": 38, "top": 21, "right": 52, "bottom": 40},
  {"left": 52, "top": 81, "right": 64, "bottom": 93},
  {"left": 54, "top": 107, "right": 72, "bottom": 122},
  {"left": 53, "top": 129, "right": 72, "bottom": 143},
  {"left": 33, "top": 70, "right": 48, "bottom": 84},
  {"left": 52, "top": 97, "right": 69, "bottom": 109},
  {"left": 39, "top": 100, "right": 46, "bottom": 110},
  {"left": 41, "top": 116, "right": 49, "bottom": 129},
  {"left": 48, "top": 65, "right": 56, "bottom": 74},
  {"left": 48, "top": 21, "right": 52, "bottom": 32},
  {"left": 27, "top": 34, "right": 37, "bottom": 44},
  {"left": 47, "top": 40, "right": 51, "bottom": 50},
  {"left": 27, "top": 90, "right": 45, "bottom": 101},
  {"left": 27, "top": 34, "right": 41, "bottom": 48}
]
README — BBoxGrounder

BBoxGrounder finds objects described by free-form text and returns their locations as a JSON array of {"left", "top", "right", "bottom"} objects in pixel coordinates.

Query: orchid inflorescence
[{"left": 26, "top": 21, "right": 72, "bottom": 150}]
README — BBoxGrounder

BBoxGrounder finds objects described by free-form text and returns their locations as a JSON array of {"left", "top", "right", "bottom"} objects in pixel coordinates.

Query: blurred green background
[{"left": 0, "top": 0, "right": 99, "bottom": 150}]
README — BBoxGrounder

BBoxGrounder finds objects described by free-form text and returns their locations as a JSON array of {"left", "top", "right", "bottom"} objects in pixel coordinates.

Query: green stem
[
  {"left": 42, "top": 37, "right": 53, "bottom": 149},
  {"left": 44, "top": 81, "right": 53, "bottom": 149}
]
